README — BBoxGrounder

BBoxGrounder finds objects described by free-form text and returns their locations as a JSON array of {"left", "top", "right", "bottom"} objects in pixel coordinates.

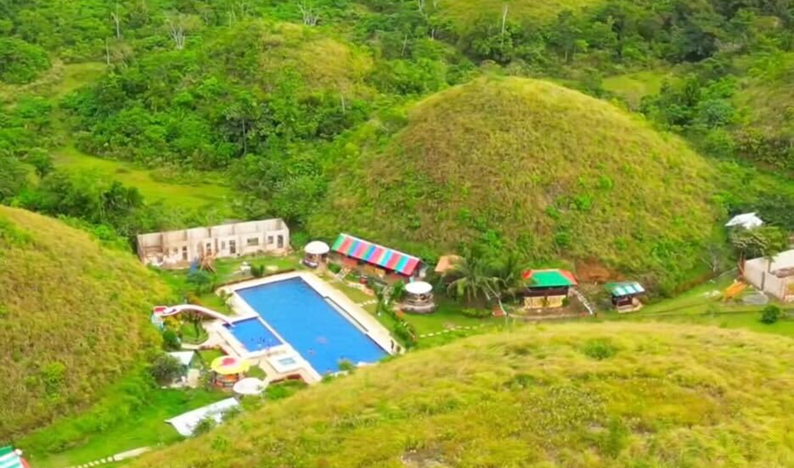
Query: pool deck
[{"left": 211, "top": 271, "right": 397, "bottom": 384}]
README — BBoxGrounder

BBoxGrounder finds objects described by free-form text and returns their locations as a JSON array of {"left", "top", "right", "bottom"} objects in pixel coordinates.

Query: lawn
[
  {"left": 603, "top": 69, "right": 672, "bottom": 108},
  {"left": 22, "top": 388, "right": 227, "bottom": 468},
  {"left": 53, "top": 146, "right": 236, "bottom": 214}
]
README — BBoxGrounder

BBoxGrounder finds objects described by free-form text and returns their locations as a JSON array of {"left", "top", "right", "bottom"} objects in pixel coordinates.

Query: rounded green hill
[
  {"left": 0, "top": 207, "right": 170, "bottom": 439},
  {"left": 310, "top": 77, "right": 721, "bottom": 289},
  {"left": 129, "top": 323, "right": 794, "bottom": 467}
]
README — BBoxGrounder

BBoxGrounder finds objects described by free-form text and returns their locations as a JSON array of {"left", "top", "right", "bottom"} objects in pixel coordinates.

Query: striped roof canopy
[
  {"left": 0, "top": 447, "right": 28, "bottom": 468},
  {"left": 332, "top": 234, "right": 421, "bottom": 276},
  {"left": 605, "top": 281, "right": 645, "bottom": 297}
]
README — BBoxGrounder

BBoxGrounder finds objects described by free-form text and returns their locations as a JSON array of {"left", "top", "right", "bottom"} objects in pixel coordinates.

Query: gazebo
[
  {"left": 521, "top": 269, "right": 577, "bottom": 309},
  {"left": 605, "top": 281, "right": 645, "bottom": 312},
  {"left": 401, "top": 281, "right": 436, "bottom": 314},
  {"left": 303, "top": 241, "right": 330, "bottom": 268},
  {"left": 210, "top": 355, "right": 250, "bottom": 389}
]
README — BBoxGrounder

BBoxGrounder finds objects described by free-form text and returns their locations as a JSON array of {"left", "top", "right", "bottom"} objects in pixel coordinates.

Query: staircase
[
  {"left": 571, "top": 288, "right": 595, "bottom": 316},
  {"left": 334, "top": 267, "right": 351, "bottom": 281}
]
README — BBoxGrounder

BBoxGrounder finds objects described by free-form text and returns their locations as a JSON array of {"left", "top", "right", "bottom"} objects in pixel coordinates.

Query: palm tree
[
  {"left": 492, "top": 251, "right": 526, "bottom": 299},
  {"left": 446, "top": 252, "right": 500, "bottom": 304}
]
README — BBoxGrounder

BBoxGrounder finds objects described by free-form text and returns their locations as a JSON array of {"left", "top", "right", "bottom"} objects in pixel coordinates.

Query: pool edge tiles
[{"left": 223, "top": 272, "right": 394, "bottom": 377}]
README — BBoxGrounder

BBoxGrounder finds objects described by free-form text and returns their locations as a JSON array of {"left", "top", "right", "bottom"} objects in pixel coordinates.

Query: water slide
[{"left": 158, "top": 304, "right": 233, "bottom": 324}]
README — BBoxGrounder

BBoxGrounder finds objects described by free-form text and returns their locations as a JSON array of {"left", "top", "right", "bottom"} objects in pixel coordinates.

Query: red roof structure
[{"left": 332, "top": 234, "right": 422, "bottom": 276}]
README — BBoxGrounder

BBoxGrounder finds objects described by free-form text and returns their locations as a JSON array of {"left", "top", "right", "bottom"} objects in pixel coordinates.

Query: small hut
[
  {"left": 401, "top": 281, "right": 436, "bottom": 314},
  {"left": 210, "top": 356, "right": 250, "bottom": 389},
  {"left": 303, "top": 241, "right": 330, "bottom": 268},
  {"left": 522, "top": 269, "right": 577, "bottom": 309},
  {"left": 605, "top": 281, "right": 645, "bottom": 312},
  {"left": 434, "top": 255, "right": 462, "bottom": 276},
  {"left": 0, "top": 447, "right": 30, "bottom": 468}
]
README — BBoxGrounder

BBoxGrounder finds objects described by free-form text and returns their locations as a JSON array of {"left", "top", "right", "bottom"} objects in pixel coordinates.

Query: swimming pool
[
  {"left": 223, "top": 318, "right": 282, "bottom": 352},
  {"left": 236, "top": 278, "right": 387, "bottom": 374}
]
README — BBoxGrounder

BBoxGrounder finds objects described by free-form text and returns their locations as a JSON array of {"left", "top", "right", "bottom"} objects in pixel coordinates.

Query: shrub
[
  {"left": 0, "top": 38, "right": 50, "bottom": 84},
  {"left": 192, "top": 415, "right": 217, "bottom": 436},
  {"left": 162, "top": 329, "right": 181, "bottom": 351},
  {"left": 327, "top": 262, "right": 342, "bottom": 274},
  {"left": 149, "top": 353, "right": 182, "bottom": 385},
  {"left": 461, "top": 308, "right": 491, "bottom": 318},
  {"left": 250, "top": 264, "right": 266, "bottom": 278},
  {"left": 581, "top": 338, "right": 618, "bottom": 360},
  {"left": 393, "top": 320, "right": 417, "bottom": 348},
  {"left": 760, "top": 305, "right": 781, "bottom": 324}
]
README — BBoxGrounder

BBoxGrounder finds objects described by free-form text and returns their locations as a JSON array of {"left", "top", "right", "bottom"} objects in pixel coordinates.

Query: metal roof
[
  {"left": 605, "top": 281, "right": 645, "bottom": 297},
  {"left": 332, "top": 234, "right": 421, "bottom": 276}
]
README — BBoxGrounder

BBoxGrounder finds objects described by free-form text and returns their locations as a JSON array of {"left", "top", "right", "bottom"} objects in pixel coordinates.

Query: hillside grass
[
  {"left": 129, "top": 323, "right": 794, "bottom": 468},
  {"left": 20, "top": 385, "right": 226, "bottom": 468},
  {"left": 0, "top": 207, "right": 172, "bottom": 439},
  {"left": 603, "top": 69, "right": 672, "bottom": 109},
  {"left": 53, "top": 146, "right": 236, "bottom": 214},
  {"left": 311, "top": 76, "right": 722, "bottom": 292},
  {"left": 437, "top": 0, "right": 603, "bottom": 31}
]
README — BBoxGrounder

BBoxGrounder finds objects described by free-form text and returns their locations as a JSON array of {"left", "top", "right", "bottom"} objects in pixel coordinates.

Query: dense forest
[{"left": 0, "top": 0, "right": 792, "bottom": 291}]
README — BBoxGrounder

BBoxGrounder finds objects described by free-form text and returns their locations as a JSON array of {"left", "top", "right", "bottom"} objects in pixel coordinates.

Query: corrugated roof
[
  {"left": 523, "top": 269, "right": 577, "bottom": 288},
  {"left": 332, "top": 234, "right": 421, "bottom": 276},
  {"left": 605, "top": 281, "right": 645, "bottom": 296},
  {"left": 0, "top": 448, "right": 25, "bottom": 468}
]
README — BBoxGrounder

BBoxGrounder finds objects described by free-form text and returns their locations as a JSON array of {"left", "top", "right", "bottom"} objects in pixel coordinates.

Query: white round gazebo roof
[
  {"left": 304, "top": 241, "right": 330, "bottom": 255},
  {"left": 405, "top": 281, "right": 433, "bottom": 295},
  {"left": 233, "top": 377, "right": 268, "bottom": 396}
]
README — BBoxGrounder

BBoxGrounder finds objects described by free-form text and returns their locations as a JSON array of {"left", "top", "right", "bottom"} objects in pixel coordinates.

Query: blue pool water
[
  {"left": 236, "top": 278, "right": 387, "bottom": 374},
  {"left": 224, "top": 318, "right": 282, "bottom": 352}
]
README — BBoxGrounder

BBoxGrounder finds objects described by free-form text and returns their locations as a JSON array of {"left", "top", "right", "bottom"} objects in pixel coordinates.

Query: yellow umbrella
[{"left": 210, "top": 355, "right": 250, "bottom": 375}]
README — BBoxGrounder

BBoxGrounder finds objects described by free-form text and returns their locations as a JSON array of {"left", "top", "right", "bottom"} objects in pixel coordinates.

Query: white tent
[
  {"left": 167, "top": 351, "right": 196, "bottom": 368},
  {"left": 726, "top": 212, "right": 763, "bottom": 229},
  {"left": 233, "top": 377, "right": 268, "bottom": 396},
  {"left": 165, "top": 398, "right": 240, "bottom": 437}
]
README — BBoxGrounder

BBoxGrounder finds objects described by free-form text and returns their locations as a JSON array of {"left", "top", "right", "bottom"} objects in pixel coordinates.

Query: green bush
[
  {"left": 0, "top": 38, "right": 50, "bottom": 84},
  {"left": 149, "top": 353, "right": 183, "bottom": 385},
  {"left": 162, "top": 329, "right": 181, "bottom": 351},
  {"left": 250, "top": 264, "right": 266, "bottom": 278},
  {"left": 581, "top": 338, "right": 618, "bottom": 360},
  {"left": 461, "top": 308, "right": 491, "bottom": 318},
  {"left": 760, "top": 305, "right": 781, "bottom": 324},
  {"left": 327, "top": 262, "right": 342, "bottom": 274}
]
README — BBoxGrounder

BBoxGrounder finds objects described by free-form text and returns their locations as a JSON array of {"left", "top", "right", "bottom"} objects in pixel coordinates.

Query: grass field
[
  {"left": 53, "top": 146, "right": 236, "bottom": 213},
  {"left": 22, "top": 388, "right": 227, "bottom": 468},
  {"left": 603, "top": 69, "right": 672, "bottom": 108},
  {"left": 128, "top": 322, "right": 794, "bottom": 468}
]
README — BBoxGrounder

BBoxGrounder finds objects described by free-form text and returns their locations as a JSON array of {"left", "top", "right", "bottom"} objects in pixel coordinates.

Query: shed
[
  {"left": 165, "top": 398, "right": 240, "bottom": 437},
  {"left": 434, "top": 255, "right": 462, "bottom": 275},
  {"left": 331, "top": 234, "right": 424, "bottom": 279},
  {"left": 0, "top": 447, "right": 30, "bottom": 468},
  {"left": 744, "top": 249, "right": 794, "bottom": 302},
  {"left": 605, "top": 281, "right": 645, "bottom": 312}
]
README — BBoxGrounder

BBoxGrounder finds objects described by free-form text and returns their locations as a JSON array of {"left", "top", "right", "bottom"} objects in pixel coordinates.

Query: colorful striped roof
[
  {"left": 332, "top": 234, "right": 421, "bottom": 276},
  {"left": 522, "top": 269, "right": 578, "bottom": 288}
]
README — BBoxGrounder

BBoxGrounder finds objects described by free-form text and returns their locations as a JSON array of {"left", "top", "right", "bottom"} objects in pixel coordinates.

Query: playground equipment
[
  {"left": 722, "top": 280, "right": 748, "bottom": 302},
  {"left": 153, "top": 304, "right": 232, "bottom": 324}
]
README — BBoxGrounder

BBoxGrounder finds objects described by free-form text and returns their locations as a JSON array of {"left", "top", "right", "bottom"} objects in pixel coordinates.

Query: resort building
[
  {"left": 521, "top": 269, "right": 578, "bottom": 309},
  {"left": 330, "top": 233, "right": 426, "bottom": 282},
  {"left": 605, "top": 281, "right": 645, "bottom": 312},
  {"left": 136, "top": 219, "right": 290, "bottom": 268},
  {"left": 744, "top": 249, "right": 794, "bottom": 302}
]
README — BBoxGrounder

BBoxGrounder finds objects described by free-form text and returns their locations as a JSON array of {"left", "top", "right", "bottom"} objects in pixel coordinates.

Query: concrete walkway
[{"left": 63, "top": 447, "right": 151, "bottom": 468}]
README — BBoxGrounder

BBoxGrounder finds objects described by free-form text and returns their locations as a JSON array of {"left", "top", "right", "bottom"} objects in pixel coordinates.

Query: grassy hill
[
  {"left": 0, "top": 207, "right": 170, "bottom": 440},
  {"left": 130, "top": 323, "right": 793, "bottom": 467},
  {"left": 733, "top": 53, "right": 793, "bottom": 172},
  {"left": 311, "top": 77, "right": 721, "bottom": 291}
]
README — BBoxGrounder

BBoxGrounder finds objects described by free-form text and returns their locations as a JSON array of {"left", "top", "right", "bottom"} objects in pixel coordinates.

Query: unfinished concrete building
[{"left": 136, "top": 219, "right": 290, "bottom": 268}]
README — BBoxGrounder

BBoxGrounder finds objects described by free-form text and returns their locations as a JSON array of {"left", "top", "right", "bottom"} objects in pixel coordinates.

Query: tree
[
  {"left": 760, "top": 305, "right": 781, "bottom": 324},
  {"left": 446, "top": 251, "right": 500, "bottom": 304},
  {"left": 492, "top": 251, "right": 526, "bottom": 298},
  {"left": 150, "top": 353, "right": 182, "bottom": 384}
]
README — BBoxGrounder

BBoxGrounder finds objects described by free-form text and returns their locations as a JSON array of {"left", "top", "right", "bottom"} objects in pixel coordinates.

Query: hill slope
[
  {"left": 0, "top": 207, "right": 170, "bottom": 439},
  {"left": 311, "top": 77, "right": 721, "bottom": 290},
  {"left": 131, "top": 323, "right": 794, "bottom": 467}
]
